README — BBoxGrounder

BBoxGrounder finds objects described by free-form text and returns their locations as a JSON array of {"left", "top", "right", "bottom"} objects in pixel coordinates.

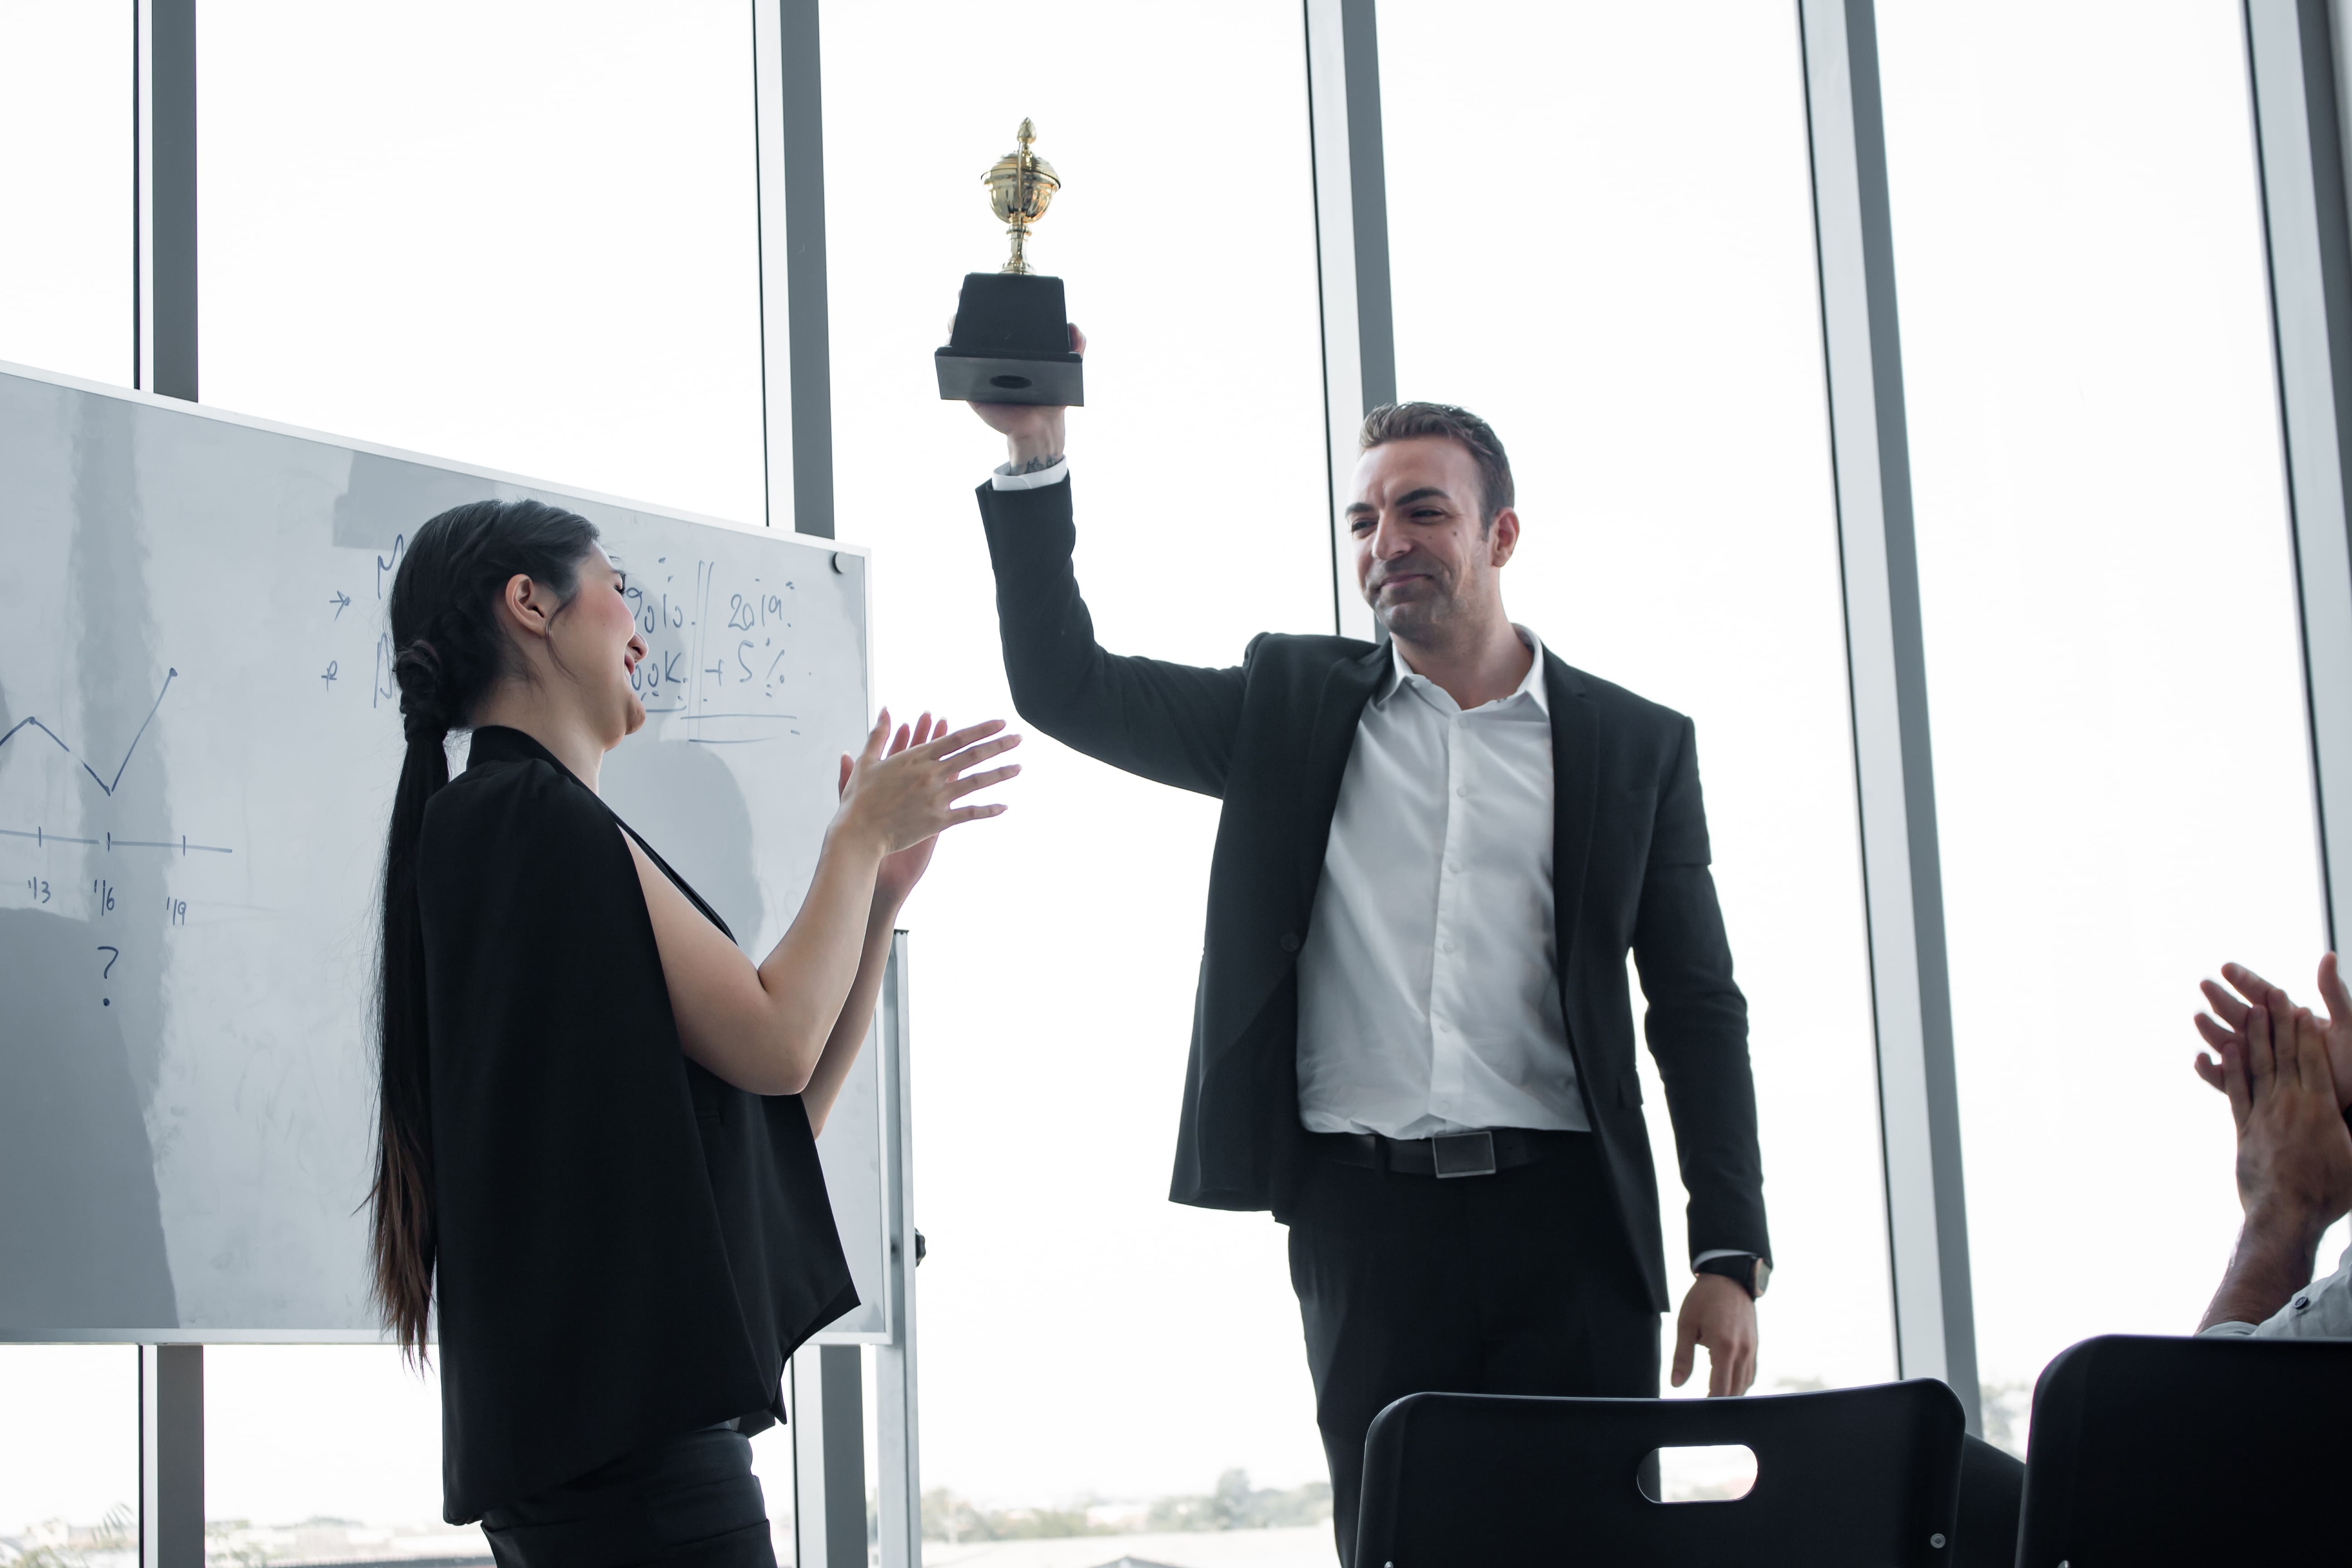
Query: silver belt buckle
[{"left": 1431, "top": 1130, "right": 1497, "bottom": 1179}]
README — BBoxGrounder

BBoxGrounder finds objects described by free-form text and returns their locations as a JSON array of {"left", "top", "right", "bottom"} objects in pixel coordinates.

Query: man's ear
[
  {"left": 1488, "top": 507, "right": 1521, "bottom": 568},
  {"left": 497, "top": 573, "right": 554, "bottom": 642}
]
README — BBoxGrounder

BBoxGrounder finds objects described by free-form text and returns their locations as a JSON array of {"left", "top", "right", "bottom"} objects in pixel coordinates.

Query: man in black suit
[{"left": 967, "top": 372, "right": 1769, "bottom": 1564}]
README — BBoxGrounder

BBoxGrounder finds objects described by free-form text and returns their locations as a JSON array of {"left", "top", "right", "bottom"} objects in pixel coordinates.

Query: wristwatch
[{"left": 1695, "top": 1253, "right": 1771, "bottom": 1300}]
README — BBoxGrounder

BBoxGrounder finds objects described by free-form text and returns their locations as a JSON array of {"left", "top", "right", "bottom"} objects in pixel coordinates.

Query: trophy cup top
[
  {"left": 937, "top": 116, "right": 1083, "bottom": 407},
  {"left": 983, "top": 118, "right": 1060, "bottom": 275}
]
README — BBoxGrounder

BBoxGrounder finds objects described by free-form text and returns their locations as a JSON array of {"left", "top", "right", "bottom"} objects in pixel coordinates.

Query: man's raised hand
[{"left": 969, "top": 324, "right": 1087, "bottom": 470}]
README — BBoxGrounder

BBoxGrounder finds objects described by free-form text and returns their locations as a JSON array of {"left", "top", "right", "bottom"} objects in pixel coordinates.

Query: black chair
[
  {"left": 2016, "top": 1333, "right": 2352, "bottom": 1566},
  {"left": 1353, "top": 1380, "right": 1965, "bottom": 1567}
]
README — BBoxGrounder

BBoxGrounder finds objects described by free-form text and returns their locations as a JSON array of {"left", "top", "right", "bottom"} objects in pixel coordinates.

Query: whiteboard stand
[
  {"left": 139, "top": 1343, "right": 202, "bottom": 1568},
  {"left": 794, "top": 931, "right": 922, "bottom": 1568},
  {"left": 874, "top": 933, "right": 922, "bottom": 1568}
]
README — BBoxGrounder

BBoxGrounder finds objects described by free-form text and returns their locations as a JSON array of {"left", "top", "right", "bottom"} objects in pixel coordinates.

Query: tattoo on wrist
[{"left": 1013, "top": 452, "right": 1064, "bottom": 474}]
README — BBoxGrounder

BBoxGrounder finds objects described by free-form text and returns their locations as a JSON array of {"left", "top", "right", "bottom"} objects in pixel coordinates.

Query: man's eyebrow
[{"left": 1349, "top": 486, "right": 1456, "bottom": 515}]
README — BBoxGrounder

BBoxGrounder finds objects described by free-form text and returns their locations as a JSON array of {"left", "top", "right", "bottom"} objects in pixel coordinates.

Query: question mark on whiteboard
[{"left": 98, "top": 945, "right": 119, "bottom": 1006}]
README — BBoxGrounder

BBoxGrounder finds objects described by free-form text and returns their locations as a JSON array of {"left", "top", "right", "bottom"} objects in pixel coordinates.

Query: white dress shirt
[
  {"left": 2203, "top": 1236, "right": 2352, "bottom": 1339},
  {"left": 1295, "top": 628, "right": 1590, "bottom": 1138}
]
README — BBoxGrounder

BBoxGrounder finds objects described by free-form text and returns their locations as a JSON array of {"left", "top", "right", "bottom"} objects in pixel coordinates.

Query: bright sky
[{"left": 0, "top": 0, "right": 2336, "bottom": 1538}]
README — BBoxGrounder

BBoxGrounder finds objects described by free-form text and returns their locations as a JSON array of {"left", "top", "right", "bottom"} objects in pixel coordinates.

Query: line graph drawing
[
  {"left": 0, "top": 669, "right": 234, "bottom": 854},
  {"left": 0, "top": 668, "right": 177, "bottom": 797}
]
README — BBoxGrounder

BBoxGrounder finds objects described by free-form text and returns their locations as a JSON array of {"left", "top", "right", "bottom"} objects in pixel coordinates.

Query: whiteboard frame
[{"left": 0, "top": 357, "right": 872, "bottom": 569}]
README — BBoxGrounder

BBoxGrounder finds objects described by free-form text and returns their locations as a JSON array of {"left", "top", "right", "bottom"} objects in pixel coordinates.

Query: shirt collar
[{"left": 1379, "top": 625, "right": 1551, "bottom": 715}]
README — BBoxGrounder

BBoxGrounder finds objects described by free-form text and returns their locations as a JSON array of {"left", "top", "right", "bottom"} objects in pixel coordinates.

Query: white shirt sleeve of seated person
[
  {"left": 992, "top": 458, "right": 1069, "bottom": 491},
  {"left": 2201, "top": 1237, "right": 2352, "bottom": 1338}
]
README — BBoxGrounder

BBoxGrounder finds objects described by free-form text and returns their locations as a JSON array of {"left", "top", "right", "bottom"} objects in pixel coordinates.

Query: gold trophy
[{"left": 935, "top": 118, "right": 1084, "bottom": 406}]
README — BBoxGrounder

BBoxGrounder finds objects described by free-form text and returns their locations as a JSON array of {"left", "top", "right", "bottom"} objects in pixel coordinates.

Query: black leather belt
[{"left": 1309, "top": 1127, "right": 1579, "bottom": 1178}]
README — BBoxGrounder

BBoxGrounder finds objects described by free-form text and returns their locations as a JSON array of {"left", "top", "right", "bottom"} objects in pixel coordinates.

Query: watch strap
[{"left": 1694, "top": 1252, "right": 1768, "bottom": 1299}]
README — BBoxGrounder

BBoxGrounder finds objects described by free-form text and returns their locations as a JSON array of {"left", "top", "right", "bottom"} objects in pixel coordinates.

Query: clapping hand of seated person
[
  {"left": 2191, "top": 992, "right": 2352, "bottom": 1331},
  {"left": 2196, "top": 955, "right": 2352, "bottom": 1111}
]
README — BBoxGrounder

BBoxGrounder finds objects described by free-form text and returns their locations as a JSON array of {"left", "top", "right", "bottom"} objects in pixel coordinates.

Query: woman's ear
[{"left": 498, "top": 573, "right": 554, "bottom": 642}]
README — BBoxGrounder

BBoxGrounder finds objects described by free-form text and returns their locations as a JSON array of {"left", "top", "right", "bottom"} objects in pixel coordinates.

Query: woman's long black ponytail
[{"left": 372, "top": 498, "right": 599, "bottom": 1359}]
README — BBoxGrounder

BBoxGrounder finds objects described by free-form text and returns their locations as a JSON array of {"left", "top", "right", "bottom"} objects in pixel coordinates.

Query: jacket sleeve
[
  {"left": 975, "top": 475, "right": 1249, "bottom": 798},
  {"left": 1629, "top": 715, "right": 1771, "bottom": 1266}
]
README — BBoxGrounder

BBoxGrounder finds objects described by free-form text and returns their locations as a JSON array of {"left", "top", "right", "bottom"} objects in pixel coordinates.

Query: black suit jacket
[{"left": 978, "top": 476, "right": 1768, "bottom": 1311}]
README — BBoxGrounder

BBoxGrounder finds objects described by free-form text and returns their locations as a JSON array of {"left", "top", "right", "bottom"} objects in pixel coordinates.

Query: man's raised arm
[{"left": 968, "top": 344, "right": 1250, "bottom": 798}]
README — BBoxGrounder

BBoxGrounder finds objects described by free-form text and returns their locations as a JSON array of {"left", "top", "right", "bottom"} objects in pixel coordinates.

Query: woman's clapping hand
[{"left": 835, "top": 710, "right": 1020, "bottom": 908}]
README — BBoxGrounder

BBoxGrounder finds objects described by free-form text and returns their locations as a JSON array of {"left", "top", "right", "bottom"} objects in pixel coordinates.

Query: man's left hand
[{"left": 1671, "top": 1272, "right": 1758, "bottom": 1396}]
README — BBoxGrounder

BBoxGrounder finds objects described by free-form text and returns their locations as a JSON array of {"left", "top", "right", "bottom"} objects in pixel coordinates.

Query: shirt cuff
[
  {"left": 1691, "top": 1249, "right": 1751, "bottom": 1269},
  {"left": 992, "top": 457, "right": 1069, "bottom": 491},
  {"left": 2199, "top": 1321, "right": 2259, "bottom": 1337}
]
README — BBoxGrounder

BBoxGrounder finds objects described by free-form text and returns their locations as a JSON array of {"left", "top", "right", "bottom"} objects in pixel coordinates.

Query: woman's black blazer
[{"left": 416, "top": 725, "right": 854, "bottom": 1523}]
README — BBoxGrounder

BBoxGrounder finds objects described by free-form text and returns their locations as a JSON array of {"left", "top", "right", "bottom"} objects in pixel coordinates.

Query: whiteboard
[{"left": 0, "top": 361, "right": 893, "bottom": 1343}]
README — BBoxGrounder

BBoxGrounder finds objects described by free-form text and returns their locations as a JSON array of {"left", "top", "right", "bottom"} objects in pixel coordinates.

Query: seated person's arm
[{"left": 2190, "top": 992, "right": 2352, "bottom": 1333}]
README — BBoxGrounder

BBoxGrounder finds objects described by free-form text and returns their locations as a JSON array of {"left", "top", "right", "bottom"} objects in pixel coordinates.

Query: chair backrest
[
  {"left": 2016, "top": 1333, "right": 2352, "bottom": 1567},
  {"left": 1354, "top": 1380, "right": 1965, "bottom": 1568}
]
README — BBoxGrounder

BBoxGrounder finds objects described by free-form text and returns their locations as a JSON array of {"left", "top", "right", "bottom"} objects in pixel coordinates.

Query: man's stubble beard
[{"left": 1370, "top": 575, "right": 1460, "bottom": 646}]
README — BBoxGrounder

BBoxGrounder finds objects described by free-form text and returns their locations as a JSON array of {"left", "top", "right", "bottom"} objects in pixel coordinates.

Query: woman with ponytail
[{"left": 371, "top": 499, "right": 1017, "bottom": 1566}]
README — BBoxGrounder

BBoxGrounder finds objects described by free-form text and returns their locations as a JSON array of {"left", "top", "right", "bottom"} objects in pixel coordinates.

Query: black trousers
[
  {"left": 480, "top": 1426, "right": 774, "bottom": 1568},
  {"left": 1288, "top": 1132, "right": 1661, "bottom": 1568},
  {"left": 1285, "top": 1137, "right": 2031, "bottom": 1568}
]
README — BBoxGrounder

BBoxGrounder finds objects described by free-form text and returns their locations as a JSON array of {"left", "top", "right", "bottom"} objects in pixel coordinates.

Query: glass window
[
  {"left": 197, "top": 0, "right": 764, "bottom": 522},
  {"left": 821, "top": 0, "right": 1336, "bottom": 1517},
  {"left": 1877, "top": 0, "right": 2325, "bottom": 1448},
  {"left": 0, "top": 6, "right": 140, "bottom": 1534},
  {"left": 185, "top": 4, "right": 784, "bottom": 1548},
  {"left": 0, "top": 5, "right": 132, "bottom": 382},
  {"left": 0, "top": 1348, "right": 138, "bottom": 1556},
  {"left": 1379, "top": 0, "right": 1898, "bottom": 1398},
  {"left": 204, "top": 1348, "right": 491, "bottom": 1562}
]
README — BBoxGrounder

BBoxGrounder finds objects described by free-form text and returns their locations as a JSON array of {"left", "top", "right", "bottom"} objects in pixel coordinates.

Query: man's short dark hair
[{"left": 1358, "top": 402, "right": 1515, "bottom": 529}]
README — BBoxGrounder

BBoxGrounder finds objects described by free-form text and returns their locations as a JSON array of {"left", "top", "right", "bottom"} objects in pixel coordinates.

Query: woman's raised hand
[{"left": 834, "top": 710, "right": 1020, "bottom": 869}]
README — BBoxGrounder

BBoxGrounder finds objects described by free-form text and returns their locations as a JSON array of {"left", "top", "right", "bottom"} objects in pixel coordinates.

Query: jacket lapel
[
  {"left": 1296, "top": 643, "right": 1390, "bottom": 909},
  {"left": 1547, "top": 652, "right": 1597, "bottom": 1003}
]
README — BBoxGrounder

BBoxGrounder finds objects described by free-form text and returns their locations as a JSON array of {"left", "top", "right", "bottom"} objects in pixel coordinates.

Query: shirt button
[
  {"left": 1446, "top": 859, "right": 1462, "bottom": 874},
  {"left": 1455, "top": 784, "right": 1470, "bottom": 798},
  {"left": 1440, "top": 939, "right": 1456, "bottom": 955},
  {"left": 1279, "top": 932, "right": 1301, "bottom": 953}
]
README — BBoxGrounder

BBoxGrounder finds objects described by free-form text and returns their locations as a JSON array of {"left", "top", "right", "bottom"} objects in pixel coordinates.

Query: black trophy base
[
  {"left": 936, "top": 271, "right": 1084, "bottom": 407},
  {"left": 935, "top": 347, "right": 1084, "bottom": 405}
]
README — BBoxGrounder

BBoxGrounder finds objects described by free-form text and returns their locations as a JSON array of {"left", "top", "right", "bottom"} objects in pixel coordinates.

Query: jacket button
[{"left": 1279, "top": 932, "right": 1301, "bottom": 954}]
